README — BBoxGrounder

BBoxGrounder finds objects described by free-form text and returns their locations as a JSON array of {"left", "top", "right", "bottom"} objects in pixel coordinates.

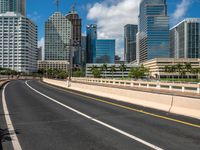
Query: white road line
[
  {"left": 2, "top": 83, "right": 22, "bottom": 150},
  {"left": 25, "top": 81, "right": 164, "bottom": 150}
]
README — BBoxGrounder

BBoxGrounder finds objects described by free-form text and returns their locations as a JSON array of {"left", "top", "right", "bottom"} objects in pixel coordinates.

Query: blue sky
[{"left": 26, "top": 0, "right": 200, "bottom": 57}]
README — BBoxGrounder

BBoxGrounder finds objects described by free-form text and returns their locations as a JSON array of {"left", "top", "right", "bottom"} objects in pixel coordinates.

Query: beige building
[
  {"left": 37, "top": 60, "right": 69, "bottom": 71},
  {"left": 143, "top": 58, "right": 200, "bottom": 78}
]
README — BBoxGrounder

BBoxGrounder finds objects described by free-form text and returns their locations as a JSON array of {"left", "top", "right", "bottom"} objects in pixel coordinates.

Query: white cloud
[
  {"left": 38, "top": 37, "right": 45, "bottom": 60},
  {"left": 28, "top": 11, "right": 42, "bottom": 22},
  {"left": 171, "top": 0, "right": 191, "bottom": 25},
  {"left": 87, "top": 0, "right": 141, "bottom": 59}
]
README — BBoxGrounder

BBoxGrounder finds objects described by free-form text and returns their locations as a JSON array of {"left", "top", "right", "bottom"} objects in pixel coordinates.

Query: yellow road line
[{"left": 40, "top": 81, "right": 200, "bottom": 129}]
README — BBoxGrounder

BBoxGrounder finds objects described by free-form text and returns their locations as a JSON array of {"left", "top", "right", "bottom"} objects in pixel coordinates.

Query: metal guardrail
[{"left": 72, "top": 78, "right": 200, "bottom": 94}]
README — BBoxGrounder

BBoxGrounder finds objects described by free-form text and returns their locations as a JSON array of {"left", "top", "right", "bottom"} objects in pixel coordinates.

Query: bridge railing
[{"left": 72, "top": 78, "right": 200, "bottom": 94}]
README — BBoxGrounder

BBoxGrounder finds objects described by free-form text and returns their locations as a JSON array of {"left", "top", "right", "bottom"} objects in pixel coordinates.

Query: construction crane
[{"left": 70, "top": 0, "right": 77, "bottom": 12}]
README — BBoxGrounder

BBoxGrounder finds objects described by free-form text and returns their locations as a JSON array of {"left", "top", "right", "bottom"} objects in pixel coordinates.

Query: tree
[
  {"left": 57, "top": 71, "right": 68, "bottom": 79},
  {"left": 110, "top": 65, "right": 116, "bottom": 78},
  {"left": 184, "top": 62, "right": 192, "bottom": 79},
  {"left": 91, "top": 65, "right": 101, "bottom": 78},
  {"left": 176, "top": 63, "right": 183, "bottom": 79},
  {"left": 119, "top": 63, "right": 127, "bottom": 79},
  {"left": 129, "top": 65, "right": 149, "bottom": 79},
  {"left": 101, "top": 63, "right": 108, "bottom": 78},
  {"left": 164, "top": 65, "right": 170, "bottom": 78}
]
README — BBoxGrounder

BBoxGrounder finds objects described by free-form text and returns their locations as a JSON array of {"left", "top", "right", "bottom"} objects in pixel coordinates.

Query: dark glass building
[
  {"left": 94, "top": 40, "right": 115, "bottom": 64},
  {"left": 138, "top": 0, "right": 170, "bottom": 63},
  {"left": 124, "top": 24, "right": 138, "bottom": 63},
  {"left": 66, "top": 8, "right": 82, "bottom": 65},
  {"left": 170, "top": 18, "right": 200, "bottom": 58},
  {"left": 86, "top": 24, "right": 97, "bottom": 63}
]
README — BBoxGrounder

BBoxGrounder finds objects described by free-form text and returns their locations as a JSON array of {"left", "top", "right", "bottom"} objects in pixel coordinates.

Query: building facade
[
  {"left": 81, "top": 36, "right": 86, "bottom": 66},
  {"left": 170, "top": 18, "right": 200, "bottom": 59},
  {"left": 143, "top": 58, "right": 200, "bottom": 78},
  {"left": 45, "top": 12, "right": 72, "bottom": 61},
  {"left": 86, "top": 63, "right": 138, "bottom": 78},
  {"left": 94, "top": 39, "right": 115, "bottom": 64},
  {"left": 138, "top": 0, "right": 170, "bottom": 63},
  {"left": 37, "top": 60, "right": 69, "bottom": 71},
  {"left": 124, "top": 24, "right": 138, "bottom": 63},
  {"left": 0, "top": 12, "right": 37, "bottom": 73},
  {"left": 86, "top": 24, "right": 97, "bottom": 63},
  {"left": 0, "top": 0, "right": 26, "bottom": 16},
  {"left": 66, "top": 9, "right": 82, "bottom": 65}
]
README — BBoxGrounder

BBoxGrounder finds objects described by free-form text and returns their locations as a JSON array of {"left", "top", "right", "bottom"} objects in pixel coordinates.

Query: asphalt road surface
[{"left": 0, "top": 80, "right": 200, "bottom": 150}]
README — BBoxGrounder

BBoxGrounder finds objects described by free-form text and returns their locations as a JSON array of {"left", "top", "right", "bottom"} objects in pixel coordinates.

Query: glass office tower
[
  {"left": 124, "top": 24, "right": 138, "bottom": 63},
  {"left": 86, "top": 24, "right": 97, "bottom": 63},
  {"left": 138, "top": 0, "right": 170, "bottom": 63},
  {"left": 94, "top": 39, "right": 115, "bottom": 64},
  {"left": 0, "top": 0, "right": 26, "bottom": 16},
  {"left": 170, "top": 18, "right": 200, "bottom": 58}
]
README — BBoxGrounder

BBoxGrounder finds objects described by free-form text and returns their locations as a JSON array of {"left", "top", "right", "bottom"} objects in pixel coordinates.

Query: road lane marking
[
  {"left": 25, "top": 81, "right": 164, "bottom": 150},
  {"left": 40, "top": 81, "right": 200, "bottom": 129},
  {"left": 2, "top": 83, "right": 22, "bottom": 150}
]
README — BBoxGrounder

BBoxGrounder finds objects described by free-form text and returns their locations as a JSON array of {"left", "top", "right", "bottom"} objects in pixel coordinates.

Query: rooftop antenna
[
  {"left": 71, "top": 0, "right": 77, "bottom": 12},
  {"left": 54, "top": 0, "right": 59, "bottom": 12}
]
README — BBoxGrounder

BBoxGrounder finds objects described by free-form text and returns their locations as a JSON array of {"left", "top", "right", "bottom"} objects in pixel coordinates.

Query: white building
[{"left": 0, "top": 12, "right": 38, "bottom": 73}]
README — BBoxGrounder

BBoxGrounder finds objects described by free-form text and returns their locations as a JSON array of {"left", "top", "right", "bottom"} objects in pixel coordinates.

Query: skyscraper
[
  {"left": 66, "top": 8, "right": 82, "bottom": 65},
  {"left": 170, "top": 18, "right": 200, "bottom": 58},
  {"left": 124, "top": 24, "right": 138, "bottom": 63},
  {"left": 86, "top": 24, "right": 97, "bottom": 63},
  {"left": 45, "top": 12, "right": 72, "bottom": 61},
  {"left": 0, "top": 0, "right": 26, "bottom": 16},
  {"left": 94, "top": 39, "right": 115, "bottom": 64},
  {"left": 138, "top": 0, "right": 170, "bottom": 63},
  {"left": 0, "top": 12, "right": 37, "bottom": 72}
]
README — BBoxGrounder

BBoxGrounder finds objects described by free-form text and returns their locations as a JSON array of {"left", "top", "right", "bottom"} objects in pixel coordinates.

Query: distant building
[
  {"left": 138, "top": 0, "right": 170, "bottom": 63},
  {"left": 37, "top": 47, "right": 42, "bottom": 60},
  {"left": 94, "top": 39, "right": 115, "bottom": 64},
  {"left": 66, "top": 8, "right": 82, "bottom": 65},
  {"left": 0, "top": 0, "right": 26, "bottom": 16},
  {"left": 170, "top": 18, "right": 200, "bottom": 59},
  {"left": 37, "top": 60, "right": 69, "bottom": 71},
  {"left": 115, "top": 55, "right": 121, "bottom": 64},
  {"left": 86, "top": 63, "right": 138, "bottom": 78},
  {"left": 86, "top": 24, "right": 97, "bottom": 63},
  {"left": 143, "top": 58, "right": 200, "bottom": 78},
  {"left": 0, "top": 12, "right": 37, "bottom": 73},
  {"left": 81, "top": 36, "right": 87, "bottom": 66},
  {"left": 44, "top": 12, "right": 72, "bottom": 61},
  {"left": 124, "top": 24, "right": 138, "bottom": 63}
]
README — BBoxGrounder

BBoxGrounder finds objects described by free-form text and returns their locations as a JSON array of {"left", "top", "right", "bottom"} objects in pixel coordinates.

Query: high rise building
[
  {"left": 81, "top": 36, "right": 87, "bottom": 66},
  {"left": 86, "top": 24, "right": 97, "bottom": 63},
  {"left": 0, "top": 12, "right": 37, "bottom": 73},
  {"left": 170, "top": 18, "right": 200, "bottom": 59},
  {"left": 124, "top": 24, "right": 138, "bottom": 63},
  {"left": 0, "top": 0, "right": 26, "bottom": 16},
  {"left": 45, "top": 12, "right": 72, "bottom": 61},
  {"left": 138, "top": 0, "right": 170, "bottom": 63},
  {"left": 66, "top": 7, "right": 82, "bottom": 65},
  {"left": 94, "top": 39, "right": 115, "bottom": 64}
]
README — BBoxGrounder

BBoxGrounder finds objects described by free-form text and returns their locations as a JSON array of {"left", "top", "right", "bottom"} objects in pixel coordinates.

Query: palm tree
[
  {"left": 119, "top": 63, "right": 127, "bottom": 79},
  {"left": 110, "top": 65, "right": 116, "bottom": 78},
  {"left": 176, "top": 63, "right": 183, "bottom": 79},
  {"left": 91, "top": 65, "right": 101, "bottom": 78},
  {"left": 184, "top": 62, "right": 192, "bottom": 79},
  {"left": 164, "top": 65, "right": 170, "bottom": 78},
  {"left": 102, "top": 63, "right": 108, "bottom": 78}
]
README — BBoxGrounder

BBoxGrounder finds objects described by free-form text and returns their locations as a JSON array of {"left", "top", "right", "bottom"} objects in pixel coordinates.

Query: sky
[{"left": 26, "top": 0, "right": 200, "bottom": 59}]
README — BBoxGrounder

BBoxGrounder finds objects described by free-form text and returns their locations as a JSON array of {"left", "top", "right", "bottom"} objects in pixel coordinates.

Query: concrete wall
[{"left": 43, "top": 78, "right": 200, "bottom": 119}]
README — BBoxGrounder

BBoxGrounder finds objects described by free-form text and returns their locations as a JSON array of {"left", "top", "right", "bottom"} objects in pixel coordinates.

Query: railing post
[
  {"left": 156, "top": 81, "right": 160, "bottom": 89},
  {"left": 147, "top": 84, "right": 149, "bottom": 88},
  {"left": 197, "top": 83, "right": 200, "bottom": 94},
  {"left": 169, "top": 85, "right": 172, "bottom": 91},
  {"left": 182, "top": 86, "right": 185, "bottom": 92}
]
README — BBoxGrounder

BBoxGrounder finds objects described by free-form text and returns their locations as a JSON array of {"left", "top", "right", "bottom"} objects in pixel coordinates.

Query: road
[{"left": 0, "top": 80, "right": 200, "bottom": 150}]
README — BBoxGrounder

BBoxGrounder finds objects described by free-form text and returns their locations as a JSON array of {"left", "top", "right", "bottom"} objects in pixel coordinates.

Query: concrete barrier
[{"left": 43, "top": 78, "right": 200, "bottom": 119}]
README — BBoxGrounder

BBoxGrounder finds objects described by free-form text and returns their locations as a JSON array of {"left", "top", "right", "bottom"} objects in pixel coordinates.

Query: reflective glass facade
[
  {"left": 138, "top": 0, "right": 170, "bottom": 63},
  {"left": 0, "top": 0, "right": 26, "bottom": 16},
  {"left": 124, "top": 24, "right": 138, "bottom": 63},
  {"left": 94, "top": 40, "right": 115, "bottom": 64},
  {"left": 86, "top": 24, "right": 97, "bottom": 63},
  {"left": 170, "top": 18, "right": 200, "bottom": 58}
]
